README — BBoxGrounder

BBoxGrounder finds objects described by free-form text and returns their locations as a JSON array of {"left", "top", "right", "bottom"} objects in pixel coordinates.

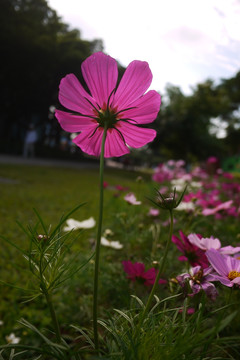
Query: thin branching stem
[
  {"left": 41, "top": 282, "right": 62, "bottom": 344},
  {"left": 93, "top": 123, "right": 108, "bottom": 354}
]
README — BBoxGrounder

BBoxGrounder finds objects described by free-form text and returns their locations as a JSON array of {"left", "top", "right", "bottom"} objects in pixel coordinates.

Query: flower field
[{"left": 1, "top": 159, "right": 240, "bottom": 359}]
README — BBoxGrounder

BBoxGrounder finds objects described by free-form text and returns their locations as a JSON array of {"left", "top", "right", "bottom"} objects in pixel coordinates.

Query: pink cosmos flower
[
  {"left": 172, "top": 231, "right": 209, "bottom": 268},
  {"left": 122, "top": 261, "right": 166, "bottom": 286},
  {"left": 152, "top": 160, "right": 188, "bottom": 184},
  {"left": 177, "top": 266, "right": 218, "bottom": 300},
  {"left": 188, "top": 234, "right": 221, "bottom": 251},
  {"left": 148, "top": 208, "right": 160, "bottom": 217},
  {"left": 124, "top": 192, "right": 141, "bottom": 205},
  {"left": 206, "top": 249, "right": 240, "bottom": 287},
  {"left": 188, "top": 233, "right": 240, "bottom": 256},
  {"left": 202, "top": 200, "right": 233, "bottom": 216},
  {"left": 55, "top": 52, "right": 161, "bottom": 158}
]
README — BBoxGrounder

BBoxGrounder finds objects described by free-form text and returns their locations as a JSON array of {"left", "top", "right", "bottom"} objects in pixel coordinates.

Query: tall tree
[{"left": 0, "top": 0, "right": 101, "bottom": 153}]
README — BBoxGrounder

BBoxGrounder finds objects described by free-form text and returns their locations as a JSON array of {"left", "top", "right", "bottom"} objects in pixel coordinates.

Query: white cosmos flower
[
  {"left": 190, "top": 181, "right": 202, "bottom": 188},
  {"left": 171, "top": 178, "right": 187, "bottom": 192},
  {"left": 6, "top": 333, "right": 20, "bottom": 344},
  {"left": 176, "top": 202, "right": 195, "bottom": 211},
  {"left": 63, "top": 217, "right": 96, "bottom": 231},
  {"left": 101, "top": 237, "right": 123, "bottom": 249}
]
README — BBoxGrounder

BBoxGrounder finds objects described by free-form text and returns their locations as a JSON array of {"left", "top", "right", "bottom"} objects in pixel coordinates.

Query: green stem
[
  {"left": 41, "top": 284, "right": 61, "bottom": 343},
  {"left": 135, "top": 210, "right": 174, "bottom": 335},
  {"left": 93, "top": 125, "right": 108, "bottom": 354}
]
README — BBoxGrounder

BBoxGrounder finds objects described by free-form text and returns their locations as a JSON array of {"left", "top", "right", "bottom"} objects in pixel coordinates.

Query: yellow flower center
[
  {"left": 190, "top": 269, "right": 203, "bottom": 284},
  {"left": 228, "top": 270, "right": 240, "bottom": 280}
]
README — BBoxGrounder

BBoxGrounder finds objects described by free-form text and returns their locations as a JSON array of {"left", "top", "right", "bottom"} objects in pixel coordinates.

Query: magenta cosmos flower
[
  {"left": 172, "top": 231, "right": 209, "bottom": 268},
  {"left": 122, "top": 260, "right": 166, "bottom": 286},
  {"left": 55, "top": 52, "right": 161, "bottom": 158}
]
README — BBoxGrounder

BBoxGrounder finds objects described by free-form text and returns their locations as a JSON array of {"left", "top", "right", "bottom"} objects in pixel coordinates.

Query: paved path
[{"left": 0, "top": 154, "right": 99, "bottom": 169}]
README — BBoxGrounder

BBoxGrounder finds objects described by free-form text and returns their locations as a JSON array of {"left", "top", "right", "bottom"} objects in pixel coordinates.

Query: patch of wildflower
[{"left": 153, "top": 158, "right": 240, "bottom": 219}]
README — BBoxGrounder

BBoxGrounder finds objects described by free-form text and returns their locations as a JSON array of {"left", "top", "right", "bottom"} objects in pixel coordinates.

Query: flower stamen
[
  {"left": 190, "top": 268, "right": 203, "bottom": 284},
  {"left": 228, "top": 270, "right": 240, "bottom": 280}
]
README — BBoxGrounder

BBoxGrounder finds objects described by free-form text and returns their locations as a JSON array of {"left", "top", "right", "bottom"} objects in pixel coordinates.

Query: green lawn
[
  {"left": 0, "top": 163, "right": 154, "bottom": 339},
  {"left": 0, "top": 163, "right": 151, "bottom": 237},
  {"left": 1, "top": 163, "right": 240, "bottom": 359}
]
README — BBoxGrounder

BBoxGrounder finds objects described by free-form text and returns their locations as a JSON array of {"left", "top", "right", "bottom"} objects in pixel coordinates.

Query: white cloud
[{"left": 48, "top": 0, "right": 240, "bottom": 94}]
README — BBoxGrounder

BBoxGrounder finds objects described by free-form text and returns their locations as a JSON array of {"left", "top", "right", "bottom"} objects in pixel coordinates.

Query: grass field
[
  {"left": 1, "top": 161, "right": 240, "bottom": 359},
  {"left": 0, "top": 163, "right": 154, "bottom": 339}
]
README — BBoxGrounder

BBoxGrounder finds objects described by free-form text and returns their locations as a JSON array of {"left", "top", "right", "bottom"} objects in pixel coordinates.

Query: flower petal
[
  {"left": 188, "top": 234, "right": 221, "bottom": 251},
  {"left": 226, "top": 255, "right": 240, "bottom": 273},
  {"left": 58, "top": 74, "right": 97, "bottom": 114},
  {"left": 117, "top": 121, "right": 156, "bottom": 148},
  {"left": 72, "top": 127, "right": 103, "bottom": 157},
  {"left": 122, "top": 261, "right": 145, "bottom": 279},
  {"left": 104, "top": 128, "right": 130, "bottom": 158},
  {"left": 81, "top": 52, "right": 118, "bottom": 108},
  {"left": 55, "top": 110, "right": 97, "bottom": 132},
  {"left": 121, "top": 90, "right": 161, "bottom": 124},
  {"left": 207, "top": 273, "right": 233, "bottom": 287},
  {"left": 206, "top": 249, "right": 229, "bottom": 277},
  {"left": 220, "top": 246, "right": 240, "bottom": 255},
  {"left": 114, "top": 60, "right": 153, "bottom": 109},
  {"left": 232, "top": 277, "right": 240, "bottom": 285}
]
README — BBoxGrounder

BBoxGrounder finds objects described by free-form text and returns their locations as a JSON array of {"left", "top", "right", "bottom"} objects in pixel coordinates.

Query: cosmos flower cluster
[{"left": 173, "top": 231, "right": 240, "bottom": 300}]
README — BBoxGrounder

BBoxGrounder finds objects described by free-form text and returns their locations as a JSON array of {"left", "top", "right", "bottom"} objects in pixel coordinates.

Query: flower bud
[{"left": 37, "top": 234, "right": 49, "bottom": 241}]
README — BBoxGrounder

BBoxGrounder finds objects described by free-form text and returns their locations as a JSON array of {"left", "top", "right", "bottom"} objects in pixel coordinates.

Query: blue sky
[{"left": 48, "top": 0, "right": 240, "bottom": 95}]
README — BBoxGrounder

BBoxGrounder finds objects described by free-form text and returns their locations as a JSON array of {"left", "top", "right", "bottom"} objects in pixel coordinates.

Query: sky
[{"left": 48, "top": 0, "right": 240, "bottom": 96}]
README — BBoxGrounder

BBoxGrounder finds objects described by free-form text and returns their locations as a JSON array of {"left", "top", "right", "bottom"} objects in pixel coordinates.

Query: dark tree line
[{"left": 0, "top": 0, "right": 239, "bottom": 163}]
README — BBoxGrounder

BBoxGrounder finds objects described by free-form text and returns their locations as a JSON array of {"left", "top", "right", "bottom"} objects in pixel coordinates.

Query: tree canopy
[
  {"left": 150, "top": 73, "right": 240, "bottom": 163},
  {"left": 0, "top": 0, "right": 102, "bottom": 153}
]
